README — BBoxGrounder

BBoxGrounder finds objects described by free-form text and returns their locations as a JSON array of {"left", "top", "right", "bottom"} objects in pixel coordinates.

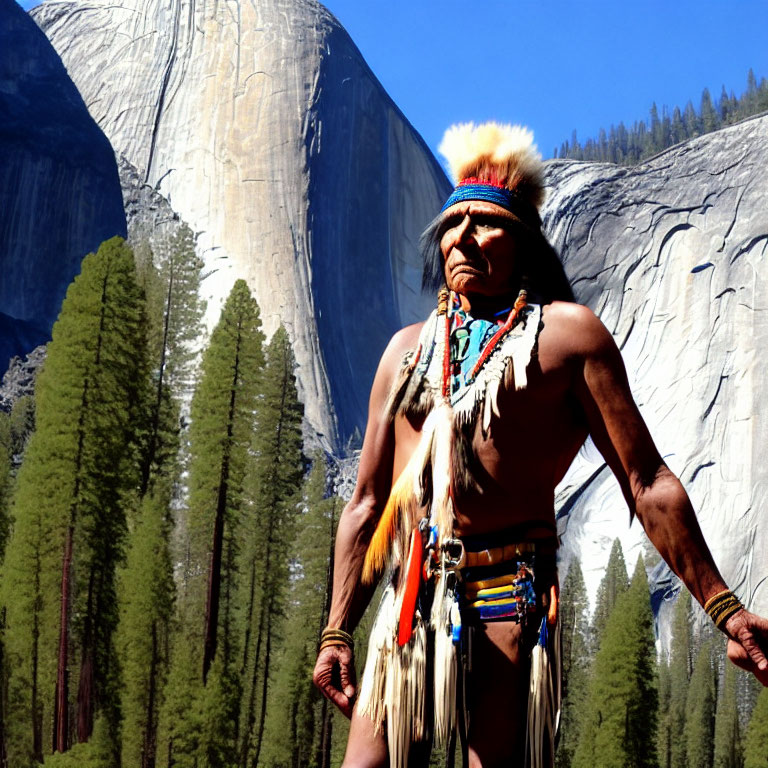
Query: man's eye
[{"left": 473, "top": 216, "right": 502, "bottom": 230}]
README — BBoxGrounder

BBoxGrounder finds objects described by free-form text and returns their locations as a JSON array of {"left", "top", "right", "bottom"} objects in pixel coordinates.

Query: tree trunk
[
  {"left": 140, "top": 263, "right": 174, "bottom": 496},
  {"left": 203, "top": 336, "right": 241, "bottom": 681},
  {"left": 53, "top": 524, "right": 74, "bottom": 753},
  {"left": 76, "top": 567, "right": 97, "bottom": 743},
  {"left": 240, "top": 603, "right": 265, "bottom": 768},
  {"left": 202, "top": 456, "right": 229, "bottom": 682},
  {"left": 251, "top": 606, "right": 273, "bottom": 768},
  {"left": 142, "top": 621, "right": 159, "bottom": 768}
]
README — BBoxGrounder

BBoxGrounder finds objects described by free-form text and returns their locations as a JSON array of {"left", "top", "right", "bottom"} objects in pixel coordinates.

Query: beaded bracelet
[
  {"left": 704, "top": 589, "right": 744, "bottom": 630},
  {"left": 319, "top": 627, "right": 354, "bottom": 653}
]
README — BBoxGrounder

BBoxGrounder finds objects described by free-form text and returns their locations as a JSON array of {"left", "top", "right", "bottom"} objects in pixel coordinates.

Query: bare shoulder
[
  {"left": 379, "top": 322, "right": 425, "bottom": 369},
  {"left": 540, "top": 301, "right": 616, "bottom": 360},
  {"left": 369, "top": 321, "right": 426, "bottom": 401}
]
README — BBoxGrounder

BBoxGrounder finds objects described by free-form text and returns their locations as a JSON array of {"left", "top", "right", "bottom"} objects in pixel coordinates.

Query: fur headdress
[{"left": 438, "top": 122, "right": 545, "bottom": 213}]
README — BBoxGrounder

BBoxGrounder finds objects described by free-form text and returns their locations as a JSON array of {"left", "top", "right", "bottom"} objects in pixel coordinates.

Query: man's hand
[
  {"left": 313, "top": 644, "right": 357, "bottom": 718},
  {"left": 725, "top": 609, "right": 768, "bottom": 686}
]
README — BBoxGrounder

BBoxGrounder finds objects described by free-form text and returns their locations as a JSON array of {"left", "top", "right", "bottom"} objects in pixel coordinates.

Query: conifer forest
[
  {"left": 0, "top": 234, "right": 767, "bottom": 767},
  {"left": 554, "top": 69, "right": 768, "bottom": 164}
]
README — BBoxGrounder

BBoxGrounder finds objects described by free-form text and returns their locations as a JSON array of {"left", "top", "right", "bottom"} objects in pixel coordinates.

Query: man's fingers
[
  {"left": 739, "top": 629, "right": 768, "bottom": 671},
  {"left": 732, "top": 614, "right": 768, "bottom": 672},
  {"left": 339, "top": 651, "right": 357, "bottom": 699},
  {"left": 312, "top": 646, "right": 356, "bottom": 719}
]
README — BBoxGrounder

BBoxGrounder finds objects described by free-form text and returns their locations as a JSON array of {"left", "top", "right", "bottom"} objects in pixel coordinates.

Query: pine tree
[
  {"left": 650, "top": 103, "right": 663, "bottom": 153},
  {"left": 657, "top": 655, "right": 672, "bottom": 768},
  {"left": 573, "top": 556, "right": 658, "bottom": 768},
  {"left": 664, "top": 589, "right": 693, "bottom": 768},
  {"left": 671, "top": 106, "right": 685, "bottom": 145},
  {"left": 713, "top": 652, "right": 743, "bottom": 768},
  {"left": 683, "top": 101, "right": 700, "bottom": 139},
  {"left": 700, "top": 88, "right": 720, "bottom": 134},
  {"left": 167, "top": 279, "right": 265, "bottom": 767},
  {"left": 137, "top": 224, "right": 204, "bottom": 493},
  {"left": 684, "top": 639, "right": 717, "bottom": 768},
  {"left": 1, "top": 236, "right": 146, "bottom": 764},
  {"left": 5, "top": 394, "right": 36, "bottom": 469},
  {"left": 744, "top": 688, "right": 768, "bottom": 768},
  {"left": 238, "top": 325, "right": 305, "bottom": 768},
  {"left": 590, "top": 538, "right": 629, "bottom": 653},
  {"left": 118, "top": 222, "right": 204, "bottom": 768},
  {"left": 118, "top": 484, "right": 176, "bottom": 768},
  {"left": 556, "top": 559, "right": 590, "bottom": 768},
  {"left": 745, "top": 69, "right": 759, "bottom": 114},
  {"left": 260, "top": 452, "right": 340, "bottom": 768}
]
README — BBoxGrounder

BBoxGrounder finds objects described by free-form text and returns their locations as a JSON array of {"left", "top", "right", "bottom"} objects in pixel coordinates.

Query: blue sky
[
  {"left": 21, "top": 0, "right": 768, "bottom": 163},
  {"left": 322, "top": 0, "right": 768, "bottom": 162}
]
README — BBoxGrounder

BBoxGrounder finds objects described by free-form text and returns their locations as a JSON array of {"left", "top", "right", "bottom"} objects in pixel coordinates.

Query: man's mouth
[{"left": 452, "top": 264, "right": 484, "bottom": 277}]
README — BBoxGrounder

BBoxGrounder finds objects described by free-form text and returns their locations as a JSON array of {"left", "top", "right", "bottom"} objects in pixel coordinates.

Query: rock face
[
  {"left": 32, "top": 0, "right": 451, "bottom": 449},
  {"left": 0, "top": 345, "right": 45, "bottom": 413},
  {"left": 544, "top": 115, "right": 768, "bottom": 620},
  {"left": 0, "top": 0, "right": 126, "bottom": 371}
]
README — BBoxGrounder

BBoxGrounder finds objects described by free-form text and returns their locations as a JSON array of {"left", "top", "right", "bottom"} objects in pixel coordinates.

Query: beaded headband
[
  {"left": 440, "top": 180, "right": 543, "bottom": 229},
  {"left": 438, "top": 122, "right": 545, "bottom": 228}
]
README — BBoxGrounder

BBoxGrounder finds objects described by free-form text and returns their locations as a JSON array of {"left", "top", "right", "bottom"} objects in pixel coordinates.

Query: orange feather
[{"left": 362, "top": 471, "right": 410, "bottom": 584}]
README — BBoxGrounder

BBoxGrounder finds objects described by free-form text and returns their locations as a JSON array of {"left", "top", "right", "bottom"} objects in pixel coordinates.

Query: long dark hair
[{"left": 419, "top": 213, "right": 574, "bottom": 304}]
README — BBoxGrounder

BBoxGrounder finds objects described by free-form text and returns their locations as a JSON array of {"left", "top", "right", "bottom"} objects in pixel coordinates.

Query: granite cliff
[
  {"left": 544, "top": 115, "right": 768, "bottom": 622},
  {"left": 0, "top": 0, "right": 126, "bottom": 370},
  {"left": 32, "top": 0, "right": 451, "bottom": 449}
]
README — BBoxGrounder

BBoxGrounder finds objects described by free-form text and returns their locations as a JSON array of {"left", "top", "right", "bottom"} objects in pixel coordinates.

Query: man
[{"left": 313, "top": 122, "right": 768, "bottom": 768}]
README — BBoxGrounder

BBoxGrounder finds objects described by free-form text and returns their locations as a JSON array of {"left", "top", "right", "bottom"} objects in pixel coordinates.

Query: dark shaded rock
[{"left": 0, "top": 0, "right": 126, "bottom": 370}]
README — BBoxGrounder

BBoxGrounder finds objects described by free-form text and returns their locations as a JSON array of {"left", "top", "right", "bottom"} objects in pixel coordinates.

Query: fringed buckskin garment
[{"left": 357, "top": 288, "right": 561, "bottom": 768}]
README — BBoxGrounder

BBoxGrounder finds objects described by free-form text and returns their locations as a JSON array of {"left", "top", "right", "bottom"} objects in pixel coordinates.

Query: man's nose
[{"left": 456, "top": 214, "right": 475, "bottom": 242}]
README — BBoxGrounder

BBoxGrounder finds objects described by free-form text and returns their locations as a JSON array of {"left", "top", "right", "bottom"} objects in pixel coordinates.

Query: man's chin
[{"left": 449, "top": 275, "right": 488, "bottom": 295}]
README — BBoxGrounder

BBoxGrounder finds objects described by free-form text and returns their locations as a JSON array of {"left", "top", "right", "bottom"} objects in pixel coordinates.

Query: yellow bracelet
[
  {"left": 704, "top": 590, "right": 744, "bottom": 630},
  {"left": 320, "top": 627, "right": 354, "bottom": 650}
]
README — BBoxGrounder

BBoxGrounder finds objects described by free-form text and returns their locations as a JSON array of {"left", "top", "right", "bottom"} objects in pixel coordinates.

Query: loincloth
[
  {"left": 358, "top": 526, "right": 561, "bottom": 768},
  {"left": 456, "top": 526, "right": 559, "bottom": 625}
]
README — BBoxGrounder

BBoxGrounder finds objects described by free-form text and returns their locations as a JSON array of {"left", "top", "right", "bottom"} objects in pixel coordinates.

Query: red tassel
[{"left": 398, "top": 529, "right": 423, "bottom": 646}]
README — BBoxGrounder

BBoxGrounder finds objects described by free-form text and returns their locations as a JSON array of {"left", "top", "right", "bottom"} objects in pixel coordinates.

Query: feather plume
[
  {"left": 438, "top": 122, "right": 545, "bottom": 209},
  {"left": 387, "top": 615, "right": 428, "bottom": 768},
  {"left": 430, "top": 402, "right": 455, "bottom": 543},
  {"left": 432, "top": 573, "right": 457, "bottom": 746},
  {"left": 362, "top": 474, "right": 412, "bottom": 584},
  {"left": 363, "top": 414, "right": 437, "bottom": 584},
  {"left": 398, "top": 529, "right": 424, "bottom": 646},
  {"left": 526, "top": 617, "right": 562, "bottom": 768}
]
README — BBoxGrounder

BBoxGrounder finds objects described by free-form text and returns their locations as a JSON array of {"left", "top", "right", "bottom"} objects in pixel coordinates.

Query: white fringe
[
  {"left": 430, "top": 402, "right": 455, "bottom": 544},
  {"left": 452, "top": 304, "right": 542, "bottom": 428},
  {"left": 358, "top": 589, "right": 429, "bottom": 768},
  {"left": 525, "top": 618, "right": 562, "bottom": 768},
  {"left": 387, "top": 616, "right": 428, "bottom": 768},
  {"left": 357, "top": 586, "right": 397, "bottom": 729},
  {"left": 431, "top": 572, "right": 457, "bottom": 746}
]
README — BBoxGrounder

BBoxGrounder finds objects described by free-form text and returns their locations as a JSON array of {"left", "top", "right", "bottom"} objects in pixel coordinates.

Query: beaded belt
[{"left": 454, "top": 529, "right": 557, "bottom": 624}]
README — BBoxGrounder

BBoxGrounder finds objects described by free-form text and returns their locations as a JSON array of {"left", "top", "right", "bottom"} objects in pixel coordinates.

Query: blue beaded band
[{"left": 441, "top": 183, "right": 514, "bottom": 212}]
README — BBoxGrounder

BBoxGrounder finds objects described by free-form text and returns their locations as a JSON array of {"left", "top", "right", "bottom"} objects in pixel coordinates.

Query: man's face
[{"left": 439, "top": 201, "right": 519, "bottom": 298}]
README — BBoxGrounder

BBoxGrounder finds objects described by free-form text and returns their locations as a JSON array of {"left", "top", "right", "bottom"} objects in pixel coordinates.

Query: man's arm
[
  {"left": 312, "top": 325, "right": 421, "bottom": 716},
  {"left": 564, "top": 303, "right": 768, "bottom": 684}
]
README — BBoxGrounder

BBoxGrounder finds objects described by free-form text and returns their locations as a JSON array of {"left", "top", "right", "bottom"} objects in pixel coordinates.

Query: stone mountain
[
  {"left": 31, "top": 0, "right": 451, "bottom": 451},
  {"left": 544, "top": 115, "right": 768, "bottom": 623}
]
